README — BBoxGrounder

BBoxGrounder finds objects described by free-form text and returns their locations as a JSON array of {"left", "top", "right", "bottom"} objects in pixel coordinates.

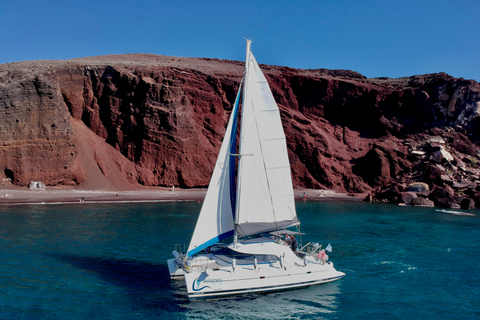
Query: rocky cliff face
[
  {"left": 1, "top": 54, "right": 480, "bottom": 207},
  {"left": 0, "top": 63, "right": 86, "bottom": 186}
]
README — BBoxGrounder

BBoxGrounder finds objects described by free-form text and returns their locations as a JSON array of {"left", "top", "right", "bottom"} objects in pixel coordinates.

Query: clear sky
[{"left": 1, "top": 0, "right": 479, "bottom": 81}]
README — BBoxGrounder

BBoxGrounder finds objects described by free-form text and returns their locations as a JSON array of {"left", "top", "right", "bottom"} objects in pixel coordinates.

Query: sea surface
[{"left": 0, "top": 200, "right": 479, "bottom": 319}]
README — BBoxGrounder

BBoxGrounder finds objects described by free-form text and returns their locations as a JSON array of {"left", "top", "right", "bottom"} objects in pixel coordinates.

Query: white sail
[
  {"left": 186, "top": 83, "right": 242, "bottom": 256},
  {"left": 235, "top": 42, "right": 298, "bottom": 237}
]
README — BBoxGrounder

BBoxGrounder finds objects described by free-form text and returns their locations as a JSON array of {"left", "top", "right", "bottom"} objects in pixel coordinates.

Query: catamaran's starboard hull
[{"left": 184, "top": 262, "right": 345, "bottom": 299}]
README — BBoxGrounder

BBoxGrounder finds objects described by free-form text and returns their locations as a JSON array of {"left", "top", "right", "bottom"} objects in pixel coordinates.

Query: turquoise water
[{"left": 0, "top": 201, "right": 479, "bottom": 319}]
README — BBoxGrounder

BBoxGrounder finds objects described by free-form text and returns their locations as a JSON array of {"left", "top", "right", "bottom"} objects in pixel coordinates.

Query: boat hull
[
  {"left": 184, "top": 261, "right": 345, "bottom": 298},
  {"left": 167, "top": 258, "right": 185, "bottom": 279}
]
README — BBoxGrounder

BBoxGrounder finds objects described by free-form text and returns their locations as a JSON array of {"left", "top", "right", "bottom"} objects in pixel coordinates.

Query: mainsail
[{"left": 235, "top": 40, "right": 298, "bottom": 237}]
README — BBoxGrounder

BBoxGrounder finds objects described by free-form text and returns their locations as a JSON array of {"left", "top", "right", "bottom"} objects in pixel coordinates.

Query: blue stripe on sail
[
  {"left": 187, "top": 229, "right": 234, "bottom": 257},
  {"left": 228, "top": 84, "right": 241, "bottom": 220}
]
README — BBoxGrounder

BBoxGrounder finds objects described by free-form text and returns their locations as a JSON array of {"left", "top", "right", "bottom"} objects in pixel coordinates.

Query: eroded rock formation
[{"left": 1, "top": 53, "right": 480, "bottom": 208}]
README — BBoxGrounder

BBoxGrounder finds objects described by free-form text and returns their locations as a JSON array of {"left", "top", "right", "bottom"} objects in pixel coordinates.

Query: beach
[
  {"left": 0, "top": 187, "right": 362, "bottom": 206},
  {"left": 0, "top": 187, "right": 205, "bottom": 205}
]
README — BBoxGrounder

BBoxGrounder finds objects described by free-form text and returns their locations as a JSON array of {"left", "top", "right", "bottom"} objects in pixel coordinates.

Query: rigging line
[
  {"left": 259, "top": 137, "right": 284, "bottom": 142},
  {"left": 265, "top": 164, "right": 290, "bottom": 170}
]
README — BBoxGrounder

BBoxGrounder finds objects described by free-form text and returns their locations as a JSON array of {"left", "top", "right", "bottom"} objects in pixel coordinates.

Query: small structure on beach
[{"left": 29, "top": 181, "right": 46, "bottom": 191}]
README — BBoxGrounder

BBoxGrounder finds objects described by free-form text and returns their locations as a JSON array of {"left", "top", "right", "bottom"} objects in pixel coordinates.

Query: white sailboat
[{"left": 167, "top": 40, "right": 345, "bottom": 298}]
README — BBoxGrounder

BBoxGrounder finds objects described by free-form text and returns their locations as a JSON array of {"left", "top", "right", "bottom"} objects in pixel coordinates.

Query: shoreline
[{"left": 0, "top": 187, "right": 363, "bottom": 206}]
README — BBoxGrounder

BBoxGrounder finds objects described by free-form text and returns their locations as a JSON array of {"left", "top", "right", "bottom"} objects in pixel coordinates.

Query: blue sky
[{"left": 1, "top": 0, "right": 479, "bottom": 81}]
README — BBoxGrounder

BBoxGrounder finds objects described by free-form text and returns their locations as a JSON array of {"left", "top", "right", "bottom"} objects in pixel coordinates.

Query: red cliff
[{"left": 1, "top": 54, "right": 480, "bottom": 205}]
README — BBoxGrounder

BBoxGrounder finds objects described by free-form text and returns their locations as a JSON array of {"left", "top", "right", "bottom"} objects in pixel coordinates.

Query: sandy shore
[{"left": 0, "top": 187, "right": 363, "bottom": 206}]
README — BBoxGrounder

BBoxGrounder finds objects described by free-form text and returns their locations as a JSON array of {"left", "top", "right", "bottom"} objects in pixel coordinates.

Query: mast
[{"left": 233, "top": 39, "right": 252, "bottom": 244}]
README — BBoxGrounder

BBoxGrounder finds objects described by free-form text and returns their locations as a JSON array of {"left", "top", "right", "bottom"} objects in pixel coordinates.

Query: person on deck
[
  {"left": 318, "top": 249, "right": 328, "bottom": 264},
  {"left": 290, "top": 235, "right": 298, "bottom": 252}
]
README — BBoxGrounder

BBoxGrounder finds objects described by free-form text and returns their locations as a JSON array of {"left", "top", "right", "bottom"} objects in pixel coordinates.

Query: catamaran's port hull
[
  {"left": 184, "top": 263, "right": 345, "bottom": 299},
  {"left": 167, "top": 258, "right": 185, "bottom": 279}
]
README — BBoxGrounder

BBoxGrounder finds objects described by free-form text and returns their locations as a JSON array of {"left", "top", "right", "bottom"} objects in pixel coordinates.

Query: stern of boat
[
  {"left": 167, "top": 250, "right": 186, "bottom": 279},
  {"left": 168, "top": 258, "right": 185, "bottom": 279}
]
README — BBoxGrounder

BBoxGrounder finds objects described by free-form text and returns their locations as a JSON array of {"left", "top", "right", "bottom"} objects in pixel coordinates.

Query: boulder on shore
[
  {"left": 411, "top": 197, "right": 435, "bottom": 207},
  {"left": 402, "top": 191, "right": 417, "bottom": 205},
  {"left": 430, "top": 186, "right": 456, "bottom": 208},
  {"left": 432, "top": 149, "right": 454, "bottom": 163},
  {"left": 406, "top": 182, "right": 429, "bottom": 193}
]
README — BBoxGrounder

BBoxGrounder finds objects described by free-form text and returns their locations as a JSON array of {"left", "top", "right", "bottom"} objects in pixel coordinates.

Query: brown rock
[
  {"left": 373, "top": 184, "right": 402, "bottom": 203},
  {"left": 411, "top": 197, "right": 435, "bottom": 207},
  {"left": 354, "top": 148, "right": 391, "bottom": 186},
  {"left": 440, "top": 174, "right": 454, "bottom": 185},
  {"left": 452, "top": 139, "right": 477, "bottom": 156},
  {"left": 429, "top": 186, "right": 457, "bottom": 208},
  {"left": 406, "top": 182, "right": 429, "bottom": 193},
  {"left": 423, "top": 164, "right": 445, "bottom": 186},
  {"left": 402, "top": 191, "right": 418, "bottom": 205},
  {"left": 432, "top": 149, "right": 454, "bottom": 163}
]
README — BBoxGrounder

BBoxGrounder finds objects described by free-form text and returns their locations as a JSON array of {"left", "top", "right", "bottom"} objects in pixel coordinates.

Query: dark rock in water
[
  {"left": 460, "top": 198, "right": 475, "bottom": 209},
  {"left": 402, "top": 191, "right": 418, "bottom": 205},
  {"left": 412, "top": 197, "right": 435, "bottom": 207},
  {"left": 372, "top": 184, "right": 402, "bottom": 203}
]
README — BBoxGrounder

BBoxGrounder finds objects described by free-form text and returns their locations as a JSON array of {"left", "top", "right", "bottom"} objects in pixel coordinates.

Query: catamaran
[{"left": 167, "top": 40, "right": 345, "bottom": 298}]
